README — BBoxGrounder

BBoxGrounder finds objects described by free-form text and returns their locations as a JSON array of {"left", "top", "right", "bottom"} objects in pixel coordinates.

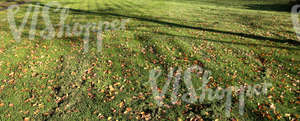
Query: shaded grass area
[
  {"left": 0, "top": 0, "right": 28, "bottom": 11},
  {"left": 245, "top": 4, "right": 292, "bottom": 12},
  {"left": 0, "top": 0, "right": 299, "bottom": 120}
]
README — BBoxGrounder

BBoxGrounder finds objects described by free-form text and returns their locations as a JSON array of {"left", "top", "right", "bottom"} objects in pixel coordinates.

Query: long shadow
[
  {"left": 33, "top": 2, "right": 300, "bottom": 46},
  {"left": 0, "top": 0, "right": 27, "bottom": 11},
  {"left": 245, "top": 4, "right": 292, "bottom": 12},
  {"left": 129, "top": 29, "right": 300, "bottom": 51}
]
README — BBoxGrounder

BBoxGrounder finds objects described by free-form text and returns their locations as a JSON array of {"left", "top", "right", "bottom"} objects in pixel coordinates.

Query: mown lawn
[{"left": 0, "top": 0, "right": 299, "bottom": 120}]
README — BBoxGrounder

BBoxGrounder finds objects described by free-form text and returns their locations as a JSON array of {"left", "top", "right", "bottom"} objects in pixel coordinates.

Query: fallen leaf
[
  {"left": 9, "top": 103, "right": 14, "bottom": 107},
  {"left": 0, "top": 103, "right": 4, "bottom": 107},
  {"left": 24, "top": 117, "right": 30, "bottom": 121}
]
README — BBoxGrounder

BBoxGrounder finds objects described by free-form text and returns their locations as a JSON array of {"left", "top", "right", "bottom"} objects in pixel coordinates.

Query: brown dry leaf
[
  {"left": 270, "top": 103, "right": 276, "bottom": 110},
  {"left": 276, "top": 115, "right": 282, "bottom": 120},
  {"left": 71, "top": 71, "right": 76, "bottom": 76},
  {"left": 9, "top": 103, "right": 14, "bottom": 107},
  {"left": 82, "top": 76, "right": 87, "bottom": 81},
  {"left": 109, "top": 85, "right": 115, "bottom": 92},
  {"left": 0, "top": 103, "right": 4, "bottom": 107},
  {"left": 0, "top": 48, "right": 4, "bottom": 53},
  {"left": 23, "top": 110, "right": 29, "bottom": 115},
  {"left": 9, "top": 72, "right": 14, "bottom": 77},
  {"left": 119, "top": 101, "right": 124, "bottom": 108},
  {"left": 88, "top": 93, "right": 94, "bottom": 98},
  {"left": 108, "top": 60, "right": 113, "bottom": 66},
  {"left": 285, "top": 114, "right": 291, "bottom": 117},
  {"left": 145, "top": 114, "right": 151, "bottom": 121},
  {"left": 31, "top": 72, "right": 38, "bottom": 77},
  {"left": 24, "top": 117, "right": 30, "bottom": 121},
  {"left": 124, "top": 107, "right": 132, "bottom": 114},
  {"left": 114, "top": 82, "right": 120, "bottom": 86},
  {"left": 266, "top": 114, "right": 272, "bottom": 120}
]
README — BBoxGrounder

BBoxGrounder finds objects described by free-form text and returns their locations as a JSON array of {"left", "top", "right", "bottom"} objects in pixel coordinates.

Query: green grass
[{"left": 0, "top": 0, "right": 299, "bottom": 120}]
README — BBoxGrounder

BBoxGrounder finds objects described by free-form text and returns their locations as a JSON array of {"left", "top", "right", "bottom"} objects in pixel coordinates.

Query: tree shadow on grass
[
  {"left": 132, "top": 29, "right": 300, "bottom": 51},
  {"left": 245, "top": 4, "right": 292, "bottom": 12},
  {"left": 31, "top": 2, "right": 300, "bottom": 47},
  {"left": 0, "top": 0, "right": 26, "bottom": 11}
]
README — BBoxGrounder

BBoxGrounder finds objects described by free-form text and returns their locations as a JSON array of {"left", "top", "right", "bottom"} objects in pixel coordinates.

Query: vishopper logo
[
  {"left": 149, "top": 65, "right": 272, "bottom": 117},
  {"left": 7, "top": 2, "right": 130, "bottom": 53},
  {"left": 291, "top": 5, "right": 300, "bottom": 42}
]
